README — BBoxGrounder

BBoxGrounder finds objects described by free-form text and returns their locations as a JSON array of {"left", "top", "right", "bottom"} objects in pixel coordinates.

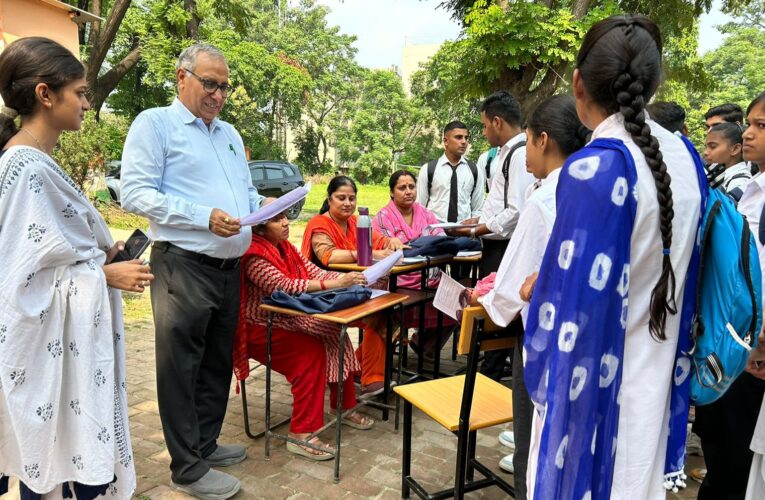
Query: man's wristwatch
[{"left": 470, "top": 227, "right": 477, "bottom": 239}]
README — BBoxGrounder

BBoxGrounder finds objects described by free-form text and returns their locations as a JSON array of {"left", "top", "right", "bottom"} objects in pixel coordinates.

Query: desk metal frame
[{"left": 260, "top": 294, "right": 407, "bottom": 482}]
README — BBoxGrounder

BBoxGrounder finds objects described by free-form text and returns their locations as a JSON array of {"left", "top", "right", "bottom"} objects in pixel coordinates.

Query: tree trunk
[
  {"left": 83, "top": 0, "right": 132, "bottom": 120},
  {"left": 494, "top": 0, "right": 591, "bottom": 115},
  {"left": 91, "top": 45, "right": 141, "bottom": 118},
  {"left": 184, "top": 0, "right": 200, "bottom": 40}
]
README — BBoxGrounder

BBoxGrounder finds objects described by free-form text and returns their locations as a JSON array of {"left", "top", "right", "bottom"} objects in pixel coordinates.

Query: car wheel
[{"left": 286, "top": 199, "right": 304, "bottom": 220}]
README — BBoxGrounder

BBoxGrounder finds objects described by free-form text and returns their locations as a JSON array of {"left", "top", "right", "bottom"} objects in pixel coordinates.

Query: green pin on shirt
[{"left": 229, "top": 144, "right": 236, "bottom": 156}]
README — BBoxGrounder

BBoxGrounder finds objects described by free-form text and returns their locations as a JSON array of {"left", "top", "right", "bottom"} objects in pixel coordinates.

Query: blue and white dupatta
[{"left": 524, "top": 137, "right": 706, "bottom": 499}]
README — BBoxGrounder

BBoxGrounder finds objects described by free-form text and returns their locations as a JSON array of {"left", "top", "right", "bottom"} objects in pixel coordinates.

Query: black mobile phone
[{"left": 112, "top": 229, "right": 152, "bottom": 263}]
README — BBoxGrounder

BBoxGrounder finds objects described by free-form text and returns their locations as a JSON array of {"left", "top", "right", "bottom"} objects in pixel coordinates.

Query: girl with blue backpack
[{"left": 522, "top": 15, "right": 705, "bottom": 499}]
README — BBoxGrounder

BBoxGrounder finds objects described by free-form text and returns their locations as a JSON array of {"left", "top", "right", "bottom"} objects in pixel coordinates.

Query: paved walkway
[{"left": 122, "top": 306, "right": 703, "bottom": 499}]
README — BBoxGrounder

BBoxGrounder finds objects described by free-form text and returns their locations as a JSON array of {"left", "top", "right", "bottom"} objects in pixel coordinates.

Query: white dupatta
[{"left": 0, "top": 146, "right": 135, "bottom": 497}]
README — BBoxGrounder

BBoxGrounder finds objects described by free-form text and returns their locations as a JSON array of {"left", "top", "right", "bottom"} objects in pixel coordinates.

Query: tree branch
[
  {"left": 85, "top": 0, "right": 132, "bottom": 87},
  {"left": 91, "top": 45, "right": 141, "bottom": 117},
  {"left": 571, "top": 0, "right": 592, "bottom": 19}
]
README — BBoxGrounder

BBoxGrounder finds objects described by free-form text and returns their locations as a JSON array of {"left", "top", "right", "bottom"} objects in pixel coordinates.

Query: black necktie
[{"left": 448, "top": 163, "right": 459, "bottom": 223}]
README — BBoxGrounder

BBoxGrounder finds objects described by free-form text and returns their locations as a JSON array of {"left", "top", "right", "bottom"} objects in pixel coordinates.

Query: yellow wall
[{"left": 0, "top": 0, "right": 81, "bottom": 58}]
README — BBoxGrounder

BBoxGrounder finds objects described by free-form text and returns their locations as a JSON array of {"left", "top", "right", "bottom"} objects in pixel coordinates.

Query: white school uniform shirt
[
  {"left": 416, "top": 154, "right": 485, "bottom": 223},
  {"left": 723, "top": 161, "right": 753, "bottom": 193},
  {"left": 479, "top": 132, "right": 535, "bottom": 240},
  {"left": 525, "top": 114, "right": 702, "bottom": 500},
  {"left": 479, "top": 168, "right": 559, "bottom": 327},
  {"left": 737, "top": 173, "right": 765, "bottom": 477}
]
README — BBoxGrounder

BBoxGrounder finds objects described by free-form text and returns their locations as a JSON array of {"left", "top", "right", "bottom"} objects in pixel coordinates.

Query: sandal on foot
[
  {"left": 286, "top": 438, "right": 335, "bottom": 461},
  {"left": 341, "top": 411, "right": 375, "bottom": 430}
]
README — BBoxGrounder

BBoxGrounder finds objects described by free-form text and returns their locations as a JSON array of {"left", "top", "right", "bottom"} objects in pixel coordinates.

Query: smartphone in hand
[{"left": 112, "top": 229, "right": 152, "bottom": 263}]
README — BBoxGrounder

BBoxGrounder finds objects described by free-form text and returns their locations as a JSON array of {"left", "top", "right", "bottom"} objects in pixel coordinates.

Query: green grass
[{"left": 303, "top": 182, "right": 391, "bottom": 216}]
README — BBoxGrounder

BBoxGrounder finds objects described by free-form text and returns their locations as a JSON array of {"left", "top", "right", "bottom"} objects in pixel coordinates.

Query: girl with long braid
[{"left": 523, "top": 15, "right": 706, "bottom": 499}]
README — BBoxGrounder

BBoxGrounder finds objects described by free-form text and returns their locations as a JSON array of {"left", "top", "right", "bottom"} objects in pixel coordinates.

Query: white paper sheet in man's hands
[{"left": 240, "top": 182, "right": 312, "bottom": 226}]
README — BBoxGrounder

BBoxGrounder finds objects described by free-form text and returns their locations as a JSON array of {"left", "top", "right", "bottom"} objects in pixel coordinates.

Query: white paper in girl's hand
[
  {"left": 363, "top": 249, "right": 403, "bottom": 283},
  {"left": 433, "top": 273, "right": 467, "bottom": 320}
]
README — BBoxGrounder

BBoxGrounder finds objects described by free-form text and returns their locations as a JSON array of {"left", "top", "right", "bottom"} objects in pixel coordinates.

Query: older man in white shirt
[{"left": 121, "top": 43, "right": 263, "bottom": 499}]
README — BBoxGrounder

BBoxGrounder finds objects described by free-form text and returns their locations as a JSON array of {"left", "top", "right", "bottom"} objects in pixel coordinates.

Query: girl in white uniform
[
  {"left": 475, "top": 95, "right": 589, "bottom": 499},
  {"left": 523, "top": 15, "right": 704, "bottom": 499},
  {"left": 742, "top": 91, "right": 765, "bottom": 500}
]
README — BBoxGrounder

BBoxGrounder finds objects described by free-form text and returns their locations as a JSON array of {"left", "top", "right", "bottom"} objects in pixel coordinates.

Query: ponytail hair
[
  {"left": 526, "top": 95, "right": 590, "bottom": 156},
  {"left": 577, "top": 15, "right": 675, "bottom": 341},
  {"left": 0, "top": 37, "right": 84, "bottom": 150},
  {"left": 320, "top": 175, "right": 358, "bottom": 214},
  {"left": 708, "top": 122, "right": 743, "bottom": 148}
]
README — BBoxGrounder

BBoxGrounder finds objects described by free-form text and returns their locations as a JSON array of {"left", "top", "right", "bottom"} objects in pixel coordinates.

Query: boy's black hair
[
  {"left": 704, "top": 103, "right": 743, "bottom": 123},
  {"left": 646, "top": 101, "right": 686, "bottom": 134},
  {"left": 479, "top": 91, "right": 522, "bottom": 127}
]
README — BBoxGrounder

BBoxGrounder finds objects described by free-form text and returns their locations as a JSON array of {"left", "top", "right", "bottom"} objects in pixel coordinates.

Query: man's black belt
[{"left": 154, "top": 241, "right": 240, "bottom": 270}]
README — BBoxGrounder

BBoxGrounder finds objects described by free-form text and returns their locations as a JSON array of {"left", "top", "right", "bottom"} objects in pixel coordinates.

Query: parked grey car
[
  {"left": 105, "top": 160, "right": 122, "bottom": 204},
  {"left": 247, "top": 160, "right": 306, "bottom": 219}
]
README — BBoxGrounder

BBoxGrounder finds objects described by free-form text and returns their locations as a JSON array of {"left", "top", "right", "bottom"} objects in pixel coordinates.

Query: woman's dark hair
[
  {"left": 577, "top": 14, "right": 674, "bottom": 341},
  {"left": 708, "top": 122, "right": 743, "bottom": 148},
  {"left": 747, "top": 92, "right": 765, "bottom": 115},
  {"left": 526, "top": 95, "right": 589, "bottom": 156},
  {"left": 388, "top": 170, "right": 416, "bottom": 192},
  {"left": 0, "top": 37, "right": 85, "bottom": 150},
  {"left": 320, "top": 175, "right": 358, "bottom": 214}
]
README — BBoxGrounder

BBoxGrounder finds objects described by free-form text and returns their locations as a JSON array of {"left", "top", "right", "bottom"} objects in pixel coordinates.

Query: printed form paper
[{"left": 433, "top": 273, "right": 466, "bottom": 320}]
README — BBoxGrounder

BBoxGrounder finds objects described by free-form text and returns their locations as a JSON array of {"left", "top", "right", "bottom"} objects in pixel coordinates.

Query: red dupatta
[{"left": 234, "top": 234, "right": 310, "bottom": 381}]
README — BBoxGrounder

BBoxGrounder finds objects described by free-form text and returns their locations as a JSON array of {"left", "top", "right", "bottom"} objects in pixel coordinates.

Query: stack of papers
[
  {"left": 426, "top": 222, "right": 479, "bottom": 230},
  {"left": 400, "top": 256, "right": 427, "bottom": 264},
  {"left": 456, "top": 250, "right": 481, "bottom": 257}
]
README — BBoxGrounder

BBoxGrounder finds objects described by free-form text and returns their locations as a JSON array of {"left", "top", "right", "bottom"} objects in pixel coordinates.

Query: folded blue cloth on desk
[
  {"left": 403, "top": 235, "right": 482, "bottom": 258},
  {"left": 264, "top": 285, "right": 373, "bottom": 314}
]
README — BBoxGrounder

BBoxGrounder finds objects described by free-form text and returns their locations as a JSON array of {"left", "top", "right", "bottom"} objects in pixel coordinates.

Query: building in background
[
  {"left": 0, "top": 0, "right": 100, "bottom": 57},
  {"left": 401, "top": 39, "right": 440, "bottom": 96}
]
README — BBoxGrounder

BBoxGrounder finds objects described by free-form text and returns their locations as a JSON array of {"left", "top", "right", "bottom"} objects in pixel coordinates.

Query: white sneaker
[
  {"left": 499, "top": 453, "right": 514, "bottom": 474},
  {"left": 499, "top": 430, "right": 515, "bottom": 449}
]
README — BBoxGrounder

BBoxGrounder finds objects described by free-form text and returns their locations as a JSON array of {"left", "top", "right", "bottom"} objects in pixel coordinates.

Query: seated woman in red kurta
[
  {"left": 234, "top": 206, "right": 374, "bottom": 461},
  {"left": 301, "top": 175, "right": 405, "bottom": 396}
]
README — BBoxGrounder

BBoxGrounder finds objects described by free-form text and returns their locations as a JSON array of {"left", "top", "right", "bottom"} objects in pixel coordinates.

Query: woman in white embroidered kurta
[{"left": 0, "top": 37, "right": 153, "bottom": 498}]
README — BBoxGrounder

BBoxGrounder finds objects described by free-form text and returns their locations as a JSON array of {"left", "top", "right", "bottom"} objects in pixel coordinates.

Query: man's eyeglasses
[{"left": 184, "top": 69, "right": 231, "bottom": 95}]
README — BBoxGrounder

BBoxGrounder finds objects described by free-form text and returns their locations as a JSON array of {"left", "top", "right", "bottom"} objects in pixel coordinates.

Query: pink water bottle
[{"left": 356, "top": 207, "right": 373, "bottom": 266}]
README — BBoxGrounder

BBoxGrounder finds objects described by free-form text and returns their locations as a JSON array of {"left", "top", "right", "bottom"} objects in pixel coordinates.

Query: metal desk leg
[
  {"left": 382, "top": 312, "right": 393, "bottom": 422},
  {"left": 265, "top": 313, "right": 272, "bottom": 460},
  {"left": 395, "top": 303, "right": 405, "bottom": 432},
  {"left": 434, "top": 310, "right": 444, "bottom": 379},
  {"left": 334, "top": 325, "right": 346, "bottom": 483}
]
